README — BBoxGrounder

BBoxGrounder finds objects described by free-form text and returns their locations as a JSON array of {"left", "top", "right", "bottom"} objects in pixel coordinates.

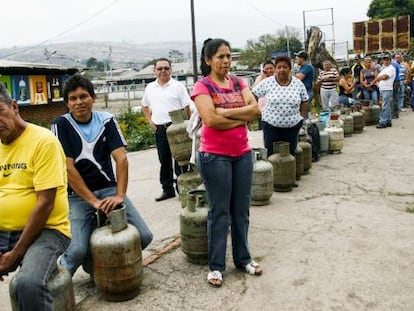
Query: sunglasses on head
[{"left": 156, "top": 66, "right": 170, "bottom": 71}]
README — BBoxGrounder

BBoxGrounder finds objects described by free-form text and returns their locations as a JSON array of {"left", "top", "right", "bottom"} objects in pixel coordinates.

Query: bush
[{"left": 116, "top": 108, "right": 155, "bottom": 152}]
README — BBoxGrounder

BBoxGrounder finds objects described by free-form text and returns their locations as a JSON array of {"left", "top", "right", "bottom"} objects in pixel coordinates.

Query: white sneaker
[{"left": 401, "top": 108, "right": 407, "bottom": 112}]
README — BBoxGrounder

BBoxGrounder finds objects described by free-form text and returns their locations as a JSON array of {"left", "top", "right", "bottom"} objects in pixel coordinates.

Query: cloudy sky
[{"left": 2, "top": 0, "right": 372, "bottom": 50}]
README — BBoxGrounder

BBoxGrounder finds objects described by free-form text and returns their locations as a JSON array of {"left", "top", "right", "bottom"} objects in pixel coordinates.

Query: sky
[{"left": 1, "top": 0, "right": 373, "bottom": 53}]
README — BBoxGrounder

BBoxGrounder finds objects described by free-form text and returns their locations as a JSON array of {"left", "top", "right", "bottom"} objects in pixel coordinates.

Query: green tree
[
  {"left": 367, "top": 0, "right": 414, "bottom": 36},
  {"left": 142, "top": 59, "right": 157, "bottom": 69},
  {"left": 96, "top": 61, "right": 105, "bottom": 71},
  {"left": 238, "top": 32, "right": 303, "bottom": 70},
  {"left": 168, "top": 49, "right": 185, "bottom": 62},
  {"left": 86, "top": 57, "right": 98, "bottom": 69}
]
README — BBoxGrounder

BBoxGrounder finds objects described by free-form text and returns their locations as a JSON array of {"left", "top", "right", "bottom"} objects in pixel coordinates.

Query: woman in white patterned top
[{"left": 253, "top": 55, "right": 308, "bottom": 157}]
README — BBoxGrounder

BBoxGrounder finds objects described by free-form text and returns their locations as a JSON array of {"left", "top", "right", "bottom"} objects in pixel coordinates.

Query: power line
[
  {"left": 243, "top": 0, "right": 284, "bottom": 27},
  {"left": 1, "top": 0, "right": 119, "bottom": 58}
]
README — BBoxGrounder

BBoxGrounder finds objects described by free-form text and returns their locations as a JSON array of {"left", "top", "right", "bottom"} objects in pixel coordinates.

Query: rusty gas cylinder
[
  {"left": 351, "top": 106, "right": 364, "bottom": 133},
  {"left": 361, "top": 100, "right": 374, "bottom": 125},
  {"left": 268, "top": 141, "right": 296, "bottom": 192},
  {"left": 166, "top": 108, "right": 192, "bottom": 166},
  {"left": 177, "top": 165, "right": 203, "bottom": 209},
  {"left": 325, "top": 126, "right": 344, "bottom": 153},
  {"left": 295, "top": 145, "right": 304, "bottom": 180},
  {"left": 371, "top": 104, "right": 380, "bottom": 125},
  {"left": 340, "top": 110, "right": 354, "bottom": 137},
  {"left": 180, "top": 189, "right": 208, "bottom": 264},
  {"left": 9, "top": 264, "right": 75, "bottom": 311},
  {"left": 298, "top": 130, "right": 312, "bottom": 174},
  {"left": 251, "top": 148, "right": 273, "bottom": 206},
  {"left": 90, "top": 205, "right": 142, "bottom": 302}
]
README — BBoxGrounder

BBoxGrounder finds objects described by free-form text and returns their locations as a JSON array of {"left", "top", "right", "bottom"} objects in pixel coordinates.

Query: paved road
[{"left": 1, "top": 110, "right": 414, "bottom": 311}]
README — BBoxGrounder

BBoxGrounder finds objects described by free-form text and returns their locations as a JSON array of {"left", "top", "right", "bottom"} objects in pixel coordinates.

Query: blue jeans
[
  {"left": 379, "top": 90, "right": 393, "bottom": 125},
  {"left": 352, "top": 83, "right": 363, "bottom": 99},
  {"left": 412, "top": 80, "right": 414, "bottom": 110},
  {"left": 60, "top": 187, "right": 153, "bottom": 275},
  {"left": 198, "top": 151, "right": 253, "bottom": 271},
  {"left": 320, "top": 88, "right": 339, "bottom": 110},
  {"left": 0, "top": 229, "right": 70, "bottom": 311},
  {"left": 398, "top": 82, "right": 405, "bottom": 110},
  {"left": 362, "top": 88, "right": 378, "bottom": 105},
  {"left": 392, "top": 81, "right": 401, "bottom": 117}
]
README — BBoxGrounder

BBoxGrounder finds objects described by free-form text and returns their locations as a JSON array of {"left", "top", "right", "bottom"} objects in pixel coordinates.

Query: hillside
[{"left": 0, "top": 41, "right": 195, "bottom": 70}]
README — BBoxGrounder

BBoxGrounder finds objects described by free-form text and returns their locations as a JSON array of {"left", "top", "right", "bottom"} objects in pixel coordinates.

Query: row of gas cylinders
[
  {"left": 25, "top": 105, "right": 378, "bottom": 307},
  {"left": 12, "top": 105, "right": 385, "bottom": 308},
  {"left": 173, "top": 102, "right": 381, "bottom": 265}
]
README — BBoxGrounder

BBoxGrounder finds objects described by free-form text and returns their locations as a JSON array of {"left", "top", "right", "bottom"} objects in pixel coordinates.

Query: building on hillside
[{"left": 0, "top": 60, "right": 78, "bottom": 125}]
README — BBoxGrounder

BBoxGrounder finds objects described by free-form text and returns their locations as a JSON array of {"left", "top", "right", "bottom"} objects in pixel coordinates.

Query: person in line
[
  {"left": 371, "top": 54, "right": 396, "bottom": 129},
  {"left": 0, "top": 82, "right": 71, "bottom": 310},
  {"left": 252, "top": 59, "right": 275, "bottom": 111},
  {"left": 295, "top": 50, "right": 314, "bottom": 115},
  {"left": 338, "top": 67, "right": 359, "bottom": 107},
  {"left": 191, "top": 38, "right": 262, "bottom": 288},
  {"left": 141, "top": 58, "right": 192, "bottom": 201},
  {"left": 51, "top": 74, "right": 152, "bottom": 276},
  {"left": 360, "top": 56, "right": 378, "bottom": 105},
  {"left": 351, "top": 54, "right": 365, "bottom": 99},
  {"left": 394, "top": 53, "right": 410, "bottom": 112},
  {"left": 316, "top": 60, "right": 339, "bottom": 110},
  {"left": 253, "top": 60, "right": 275, "bottom": 87},
  {"left": 253, "top": 55, "right": 308, "bottom": 157},
  {"left": 253, "top": 59, "right": 275, "bottom": 133},
  {"left": 411, "top": 59, "right": 414, "bottom": 111},
  {"left": 391, "top": 53, "right": 401, "bottom": 119}
]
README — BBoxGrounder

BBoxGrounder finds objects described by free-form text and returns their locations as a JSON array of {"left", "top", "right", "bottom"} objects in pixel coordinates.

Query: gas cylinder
[
  {"left": 180, "top": 189, "right": 208, "bottom": 264},
  {"left": 177, "top": 165, "right": 203, "bottom": 209},
  {"left": 298, "top": 129, "right": 312, "bottom": 174},
  {"left": 325, "top": 126, "right": 344, "bottom": 154},
  {"left": 361, "top": 100, "right": 374, "bottom": 125},
  {"left": 319, "top": 130, "right": 329, "bottom": 155},
  {"left": 251, "top": 148, "right": 273, "bottom": 206},
  {"left": 371, "top": 105, "right": 380, "bottom": 125},
  {"left": 9, "top": 264, "right": 75, "bottom": 311},
  {"left": 295, "top": 145, "right": 304, "bottom": 180},
  {"left": 167, "top": 108, "right": 192, "bottom": 166},
  {"left": 351, "top": 106, "right": 364, "bottom": 133},
  {"left": 90, "top": 205, "right": 142, "bottom": 302},
  {"left": 268, "top": 141, "right": 296, "bottom": 192},
  {"left": 340, "top": 110, "right": 354, "bottom": 137}
]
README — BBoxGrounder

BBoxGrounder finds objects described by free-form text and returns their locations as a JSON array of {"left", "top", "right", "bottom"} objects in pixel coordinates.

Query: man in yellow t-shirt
[{"left": 0, "top": 82, "right": 70, "bottom": 311}]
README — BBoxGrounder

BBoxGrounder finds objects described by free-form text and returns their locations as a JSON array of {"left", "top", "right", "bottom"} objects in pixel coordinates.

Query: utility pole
[
  {"left": 190, "top": 0, "right": 198, "bottom": 84},
  {"left": 285, "top": 25, "right": 290, "bottom": 57}
]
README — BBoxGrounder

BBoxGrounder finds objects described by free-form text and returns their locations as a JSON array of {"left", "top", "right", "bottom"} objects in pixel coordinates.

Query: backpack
[{"left": 306, "top": 122, "right": 320, "bottom": 162}]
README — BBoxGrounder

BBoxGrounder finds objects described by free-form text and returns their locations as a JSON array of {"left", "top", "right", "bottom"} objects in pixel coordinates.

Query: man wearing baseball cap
[
  {"left": 371, "top": 54, "right": 396, "bottom": 128},
  {"left": 295, "top": 50, "right": 314, "bottom": 116},
  {"left": 351, "top": 54, "right": 365, "bottom": 99}
]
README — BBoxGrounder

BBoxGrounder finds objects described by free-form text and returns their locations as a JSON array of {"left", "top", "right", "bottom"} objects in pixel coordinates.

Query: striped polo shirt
[{"left": 318, "top": 68, "right": 339, "bottom": 90}]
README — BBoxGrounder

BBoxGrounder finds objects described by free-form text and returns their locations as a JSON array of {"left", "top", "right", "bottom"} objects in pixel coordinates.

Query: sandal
[
  {"left": 207, "top": 270, "right": 223, "bottom": 288},
  {"left": 243, "top": 260, "right": 263, "bottom": 275}
]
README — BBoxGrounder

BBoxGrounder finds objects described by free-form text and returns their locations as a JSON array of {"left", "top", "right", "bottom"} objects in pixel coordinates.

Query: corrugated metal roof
[{"left": 0, "top": 59, "right": 76, "bottom": 71}]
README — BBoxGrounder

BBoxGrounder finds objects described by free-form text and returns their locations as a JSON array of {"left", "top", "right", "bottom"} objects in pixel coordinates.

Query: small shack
[{"left": 0, "top": 60, "right": 78, "bottom": 125}]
